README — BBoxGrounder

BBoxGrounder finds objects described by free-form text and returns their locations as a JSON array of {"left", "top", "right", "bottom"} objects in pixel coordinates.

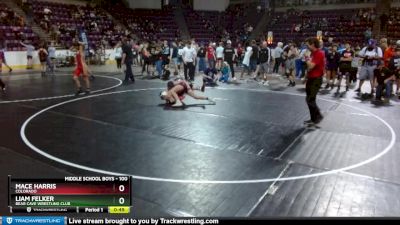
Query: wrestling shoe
[
  {"left": 75, "top": 88, "right": 83, "bottom": 96},
  {"left": 201, "top": 82, "right": 205, "bottom": 92},
  {"left": 314, "top": 116, "right": 324, "bottom": 124},
  {"left": 1, "top": 86, "right": 6, "bottom": 93},
  {"left": 172, "top": 101, "right": 183, "bottom": 107},
  {"left": 85, "top": 89, "right": 91, "bottom": 95},
  {"left": 207, "top": 98, "right": 216, "bottom": 105},
  {"left": 9, "top": 68, "right": 12, "bottom": 73},
  {"left": 303, "top": 119, "right": 313, "bottom": 125}
]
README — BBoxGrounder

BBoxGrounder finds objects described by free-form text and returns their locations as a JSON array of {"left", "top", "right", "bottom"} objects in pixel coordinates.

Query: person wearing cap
[
  {"left": 388, "top": 47, "right": 400, "bottom": 97},
  {"left": 223, "top": 40, "right": 236, "bottom": 80},
  {"left": 356, "top": 39, "right": 383, "bottom": 95}
]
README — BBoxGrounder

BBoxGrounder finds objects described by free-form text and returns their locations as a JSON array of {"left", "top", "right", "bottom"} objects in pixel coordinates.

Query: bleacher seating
[
  {"left": 0, "top": 3, "right": 39, "bottom": 50},
  {"left": 265, "top": 8, "right": 374, "bottom": 46},
  {"left": 183, "top": 3, "right": 260, "bottom": 44},
  {"left": 28, "top": 0, "right": 123, "bottom": 49},
  {"left": 107, "top": 3, "right": 179, "bottom": 41}
]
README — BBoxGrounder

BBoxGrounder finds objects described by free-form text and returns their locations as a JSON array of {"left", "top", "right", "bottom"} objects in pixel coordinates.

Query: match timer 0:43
[{"left": 8, "top": 176, "right": 132, "bottom": 214}]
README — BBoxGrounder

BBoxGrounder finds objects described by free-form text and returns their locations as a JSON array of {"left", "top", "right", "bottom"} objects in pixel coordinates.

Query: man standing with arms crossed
[
  {"left": 304, "top": 37, "right": 325, "bottom": 126},
  {"left": 182, "top": 40, "right": 197, "bottom": 82}
]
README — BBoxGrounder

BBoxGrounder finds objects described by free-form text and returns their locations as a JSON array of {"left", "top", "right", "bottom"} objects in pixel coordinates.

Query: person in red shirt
[
  {"left": 206, "top": 42, "right": 216, "bottom": 69},
  {"left": 383, "top": 40, "right": 396, "bottom": 67},
  {"left": 304, "top": 37, "right": 325, "bottom": 126}
]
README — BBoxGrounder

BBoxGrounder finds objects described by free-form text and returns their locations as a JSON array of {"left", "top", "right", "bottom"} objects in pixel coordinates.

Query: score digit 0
[
  {"left": 118, "top": 185, "right": 125, "bottom": 192},
  {"left": 119, "top": 197, "right": 125, "bottom": 205}
]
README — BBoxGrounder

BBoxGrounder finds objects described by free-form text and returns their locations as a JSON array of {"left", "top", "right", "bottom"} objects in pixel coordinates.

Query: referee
[
  {"left": 121, "top": 36, "right": 135, "bottom": 84},
  {"left": 304, "top": 37, "right": 325, "bottom": 125}
]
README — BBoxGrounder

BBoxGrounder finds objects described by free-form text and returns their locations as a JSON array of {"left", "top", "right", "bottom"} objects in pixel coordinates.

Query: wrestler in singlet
[
  {"left": 74, "top": 51, "right": 84, "bottom": 77},
  {"left": 165, "top": 80, "right": 191, "bottom": 103}
]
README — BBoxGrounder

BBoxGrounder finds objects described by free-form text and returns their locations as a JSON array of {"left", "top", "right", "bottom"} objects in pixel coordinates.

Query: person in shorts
[
  {"left": 337, "top": 43, "right": 354, "bottom": 92},
  {"left": 356, "top": 39, "right": 383, "bottom": 95},
  {"left": 253, "top": 41, "right": 271, "bottom": 85}
]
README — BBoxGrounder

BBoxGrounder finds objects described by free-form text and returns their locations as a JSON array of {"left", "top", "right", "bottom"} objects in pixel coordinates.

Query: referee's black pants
[
  {"left": 227, "top": 60, "right": 235, "bottom": 78},
  {"left": 306, "top": 77, "right": 323, "bottom": 122}
]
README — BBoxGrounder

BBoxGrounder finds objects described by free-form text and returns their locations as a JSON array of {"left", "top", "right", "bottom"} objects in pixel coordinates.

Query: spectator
[
  {"left": 364, "top": 28, "right": 372, "bottom": 43},
  {"left": 240, "top": 44, "right": 253, "bottom": 79},
  {"left": 182, "top": 40, "right": 197, "bottom": 81},
  {"left": 253, "top": 41, "right": 271, "bottom": 85},
  {"left": 206, "top": 42, "right": 216, "bottom": 69},
  {"left": 273, "top": 42, "right": 284, "bottom": 74},
  {"left": 38, "top": 44, "right": 48, "bottom": 77},
  {"left": 373, "top": 62, "right": 393, "bottom": 103},
  {"left": 356, "top": 39, "right": 383, "bottom": 95},
  {"left": 223, "top": 40, "right": 235, "bottom": 80},
  {"left": 114, "top": 41, "right": 122, "bottom": 71},
  {"left": 197, "top": 42, "right": 206, "bottom": 73},
  {"left": 20, "top": 41, "right": 35, "bottom": 69},
  {"left": 304, "top": 37, "right": 325, "bottom": 126},
  {"left": 47, "top": 41, "right": 56, "bottom": 74}
]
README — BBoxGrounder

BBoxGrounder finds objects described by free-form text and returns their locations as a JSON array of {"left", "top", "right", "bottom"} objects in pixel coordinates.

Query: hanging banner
[
  {"left": 267, "top": 31, "right": 273, "bottom": 44},
  {"left": 78, "top": 28, "right": 90, "bottom": 57},
  {"left": 317, "top": 30, "right": 323, "bottom": 41}
]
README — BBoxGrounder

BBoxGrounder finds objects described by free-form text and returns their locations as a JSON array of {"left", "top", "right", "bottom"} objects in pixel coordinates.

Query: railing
[{"left": 275, "top": 0, "right": 377, "bottom": 8}]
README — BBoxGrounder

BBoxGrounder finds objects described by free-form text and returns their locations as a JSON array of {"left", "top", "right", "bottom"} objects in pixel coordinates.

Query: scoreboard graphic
[{"left": 8, "top": 176, "right": 132, "bottom": 214}]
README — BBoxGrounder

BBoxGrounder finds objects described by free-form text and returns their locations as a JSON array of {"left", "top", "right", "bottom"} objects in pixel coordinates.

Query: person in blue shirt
[
  {"left": 203, "top": 66, "right": 218, "bottom": 86},
  {"left": 219, "top": 62, "right": 231, "bottom": 83}
]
